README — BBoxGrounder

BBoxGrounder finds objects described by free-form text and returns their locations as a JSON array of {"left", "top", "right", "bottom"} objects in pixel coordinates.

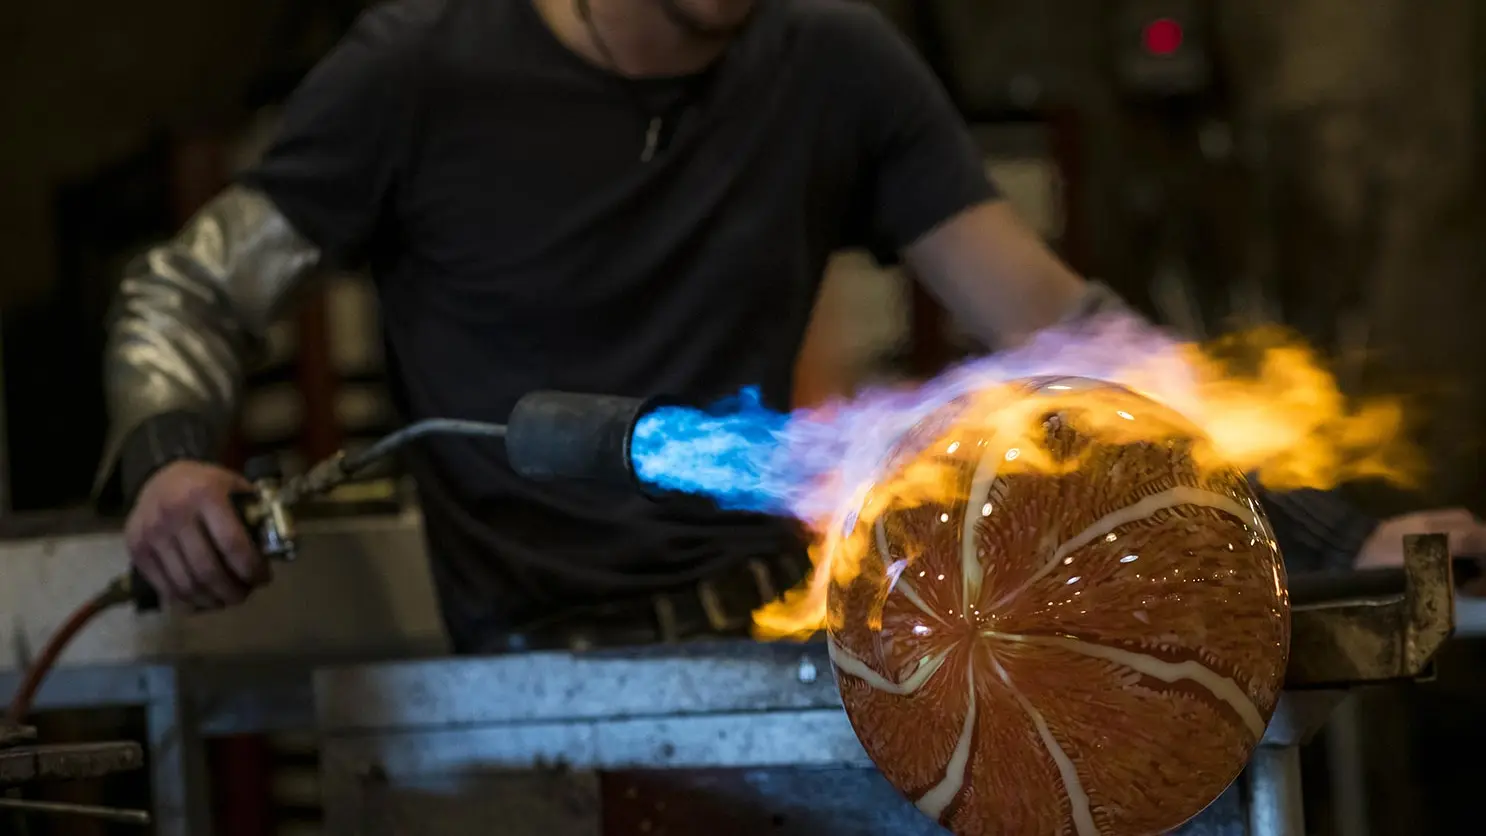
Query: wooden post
[{"left": 296, "top": 291, "right": 343, "bottom": 462}]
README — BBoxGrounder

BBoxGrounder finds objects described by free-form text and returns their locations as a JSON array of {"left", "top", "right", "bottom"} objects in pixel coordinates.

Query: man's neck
[{"left": 534, "top": 0, "right": 733, "bottom": 77}]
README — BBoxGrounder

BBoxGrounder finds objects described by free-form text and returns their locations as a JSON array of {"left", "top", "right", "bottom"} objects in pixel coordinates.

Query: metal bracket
[
  {"left": 1285, "top": 534, "right": 1454, "bottom": 690},
  {"left": 0, "top": 721, "right": 149, "bottom": 825}
]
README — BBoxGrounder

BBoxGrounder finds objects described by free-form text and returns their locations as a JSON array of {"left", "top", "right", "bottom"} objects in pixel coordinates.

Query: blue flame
[{"left": 630, "top": 388, "right": 795, "bottom": 514}]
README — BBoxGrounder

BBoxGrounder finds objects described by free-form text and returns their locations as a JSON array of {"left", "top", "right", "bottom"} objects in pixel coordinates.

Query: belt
[{"left": 493, "top": 552, "right": 813, "bottom": 653}]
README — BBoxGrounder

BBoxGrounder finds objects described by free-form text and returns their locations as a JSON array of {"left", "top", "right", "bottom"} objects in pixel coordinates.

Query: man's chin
[{"left": 657, "top": 0, "right": 756, "bottom": 39}]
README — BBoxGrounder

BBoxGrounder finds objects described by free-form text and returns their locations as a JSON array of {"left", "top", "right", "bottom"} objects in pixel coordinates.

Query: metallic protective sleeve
[{"left": 95, "top": 186, "right": 322, "bottom": 493}]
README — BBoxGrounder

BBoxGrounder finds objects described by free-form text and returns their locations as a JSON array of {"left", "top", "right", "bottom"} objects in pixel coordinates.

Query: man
[{"left": 99, "top": 0, "right": 1485, "bottom": 654}]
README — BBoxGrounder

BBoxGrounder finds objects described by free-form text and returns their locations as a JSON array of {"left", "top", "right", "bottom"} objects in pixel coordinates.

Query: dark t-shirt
[{"left": 240, "top": 0, "right": 996, "bottom": 650}]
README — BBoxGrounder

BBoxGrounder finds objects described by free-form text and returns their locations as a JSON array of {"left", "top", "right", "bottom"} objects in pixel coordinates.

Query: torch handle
[{"left": 128, "top": 565, "right": 161, "bottom": 612}]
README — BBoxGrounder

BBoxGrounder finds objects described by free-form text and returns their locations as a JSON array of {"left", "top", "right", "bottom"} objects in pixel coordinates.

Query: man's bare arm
[
  {"left": 903, "top": 200, "right": 1093, "bottom": 350},
  {"left": 97, "top": 186, "right": 322, "bottom": 501}
]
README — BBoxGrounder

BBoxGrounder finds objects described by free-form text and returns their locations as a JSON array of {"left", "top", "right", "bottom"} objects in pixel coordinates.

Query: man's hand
[
  {"left": 1355, "top": 507, "right": 1486, "bottom": 569},
  {"left": 125, "top": 461, "right": 271, "bottom": 610}
]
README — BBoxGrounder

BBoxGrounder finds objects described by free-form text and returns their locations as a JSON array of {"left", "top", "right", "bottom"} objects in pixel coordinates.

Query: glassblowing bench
[{"left": 311, "top": 535, "right": 1456, "bottom": 836}]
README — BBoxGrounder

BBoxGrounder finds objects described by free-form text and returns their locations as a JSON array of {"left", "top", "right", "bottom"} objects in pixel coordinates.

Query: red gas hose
[{"left": 5, "top": 577, "right": 133, "bottom": 726}]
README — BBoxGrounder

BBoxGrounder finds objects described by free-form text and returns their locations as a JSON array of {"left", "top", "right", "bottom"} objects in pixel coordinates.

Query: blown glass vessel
[{"left": 826, "top": 377, "right": 1290, "bottom": 836}]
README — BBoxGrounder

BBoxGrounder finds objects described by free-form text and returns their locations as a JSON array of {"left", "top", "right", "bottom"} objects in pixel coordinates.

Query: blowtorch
[
  {"left": 6, "top": 391, "right": 666, "bottom": 726},
  {"left": 10, "top": 386, "right": 1486, "bottom": 770}
]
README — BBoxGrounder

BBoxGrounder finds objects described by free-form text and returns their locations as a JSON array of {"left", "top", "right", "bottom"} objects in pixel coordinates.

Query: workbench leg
[
  {"left": 147, "top": 666, "right": 213, "bottom": 836},
  {"left": 1247, "top": 745, "right": 1305, "bottom": 836}
]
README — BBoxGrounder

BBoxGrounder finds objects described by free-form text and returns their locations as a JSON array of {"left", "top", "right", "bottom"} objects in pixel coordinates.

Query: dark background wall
[
  {"left": 0, "top": 0, "right": 360, "bottom": 511},
  {"left": 1, "top": 0, "right": 293, "bottom": 306},
  {"left": 1223, "top": 0, "right": 1486, "bottom": 509}
]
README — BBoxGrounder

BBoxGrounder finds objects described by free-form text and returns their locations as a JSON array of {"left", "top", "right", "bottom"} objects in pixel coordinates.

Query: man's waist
[{"left": 471, "top": 549, "right": 814, "bottom": 655}]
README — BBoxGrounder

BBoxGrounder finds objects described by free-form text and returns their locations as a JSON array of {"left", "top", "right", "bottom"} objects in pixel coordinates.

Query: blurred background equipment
[
  {"left": 0, "top": 0, "right": 1482, "bottom": 833},
  {"left": 0, "top": 721, "right": 149, "bottom": 826},
  {"left": 1109, "top": 0, "right": 1212, "bottom": 99}
]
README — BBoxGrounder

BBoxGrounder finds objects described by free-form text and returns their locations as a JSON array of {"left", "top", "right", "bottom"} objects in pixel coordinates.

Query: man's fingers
[
  {"left": 1452, "top": 522, "right": 1486, "bottom": 558},
  {"left": 175, "top": 522, "right": 246, "bottom": 607},
  {"left": 153, "top": 540, "right": 212, "bottom": 609},
  {"left": 199, "top": 501, "right": 266, "bottom": 586},
  {"left": 1408, "top": 508, "right": 1486, "bottom": 556},
  {"left": 1420, "top": 508, "right": 1478, "bottom": 530}
]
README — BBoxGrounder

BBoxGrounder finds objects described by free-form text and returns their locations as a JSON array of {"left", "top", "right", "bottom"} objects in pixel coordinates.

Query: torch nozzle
[{"left": 504, "top": 391, "right": 660, "bottom": 489}]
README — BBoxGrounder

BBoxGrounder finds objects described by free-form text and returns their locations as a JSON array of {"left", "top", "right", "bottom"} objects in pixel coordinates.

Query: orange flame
[{"left": 753, "top": 325, "right": 1418, "bottom": 641}]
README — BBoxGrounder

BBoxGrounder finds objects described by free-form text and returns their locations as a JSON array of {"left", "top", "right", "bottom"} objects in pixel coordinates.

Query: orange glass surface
[{"left": 827, "top": 377, "right": 1290, "bottom": 836}]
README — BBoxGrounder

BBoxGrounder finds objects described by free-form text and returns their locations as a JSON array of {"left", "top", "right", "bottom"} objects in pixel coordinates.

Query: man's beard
[{"left": 655, "top": 0, "right": 755, "bottom": 40}]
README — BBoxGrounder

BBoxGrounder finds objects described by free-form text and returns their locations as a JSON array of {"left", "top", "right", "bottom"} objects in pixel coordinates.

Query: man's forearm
[{"left": 97, "top": 186, "right": 322, "bottom": 504}]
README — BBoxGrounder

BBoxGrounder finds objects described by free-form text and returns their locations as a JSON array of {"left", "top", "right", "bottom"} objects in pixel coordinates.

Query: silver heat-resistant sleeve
[{"left": 95, "top": 186, "right": 323, "bottom": 494}]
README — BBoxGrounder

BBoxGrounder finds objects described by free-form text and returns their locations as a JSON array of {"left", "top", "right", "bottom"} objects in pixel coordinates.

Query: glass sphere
[{"left": 827, "top": 377, "right": 1289, "bottom": 836}]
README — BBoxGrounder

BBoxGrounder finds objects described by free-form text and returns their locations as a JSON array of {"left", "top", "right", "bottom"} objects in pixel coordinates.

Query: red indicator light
[{"left": 1142, "top": 18, "right": 1184, "bottom": 56}]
